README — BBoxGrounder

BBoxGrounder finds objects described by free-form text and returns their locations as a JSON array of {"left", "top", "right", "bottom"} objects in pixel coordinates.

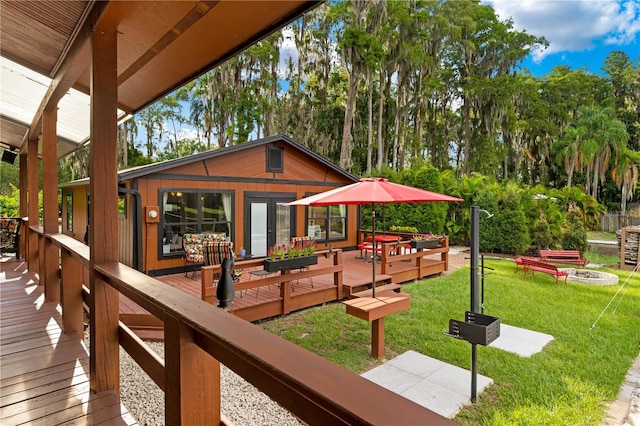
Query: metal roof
[
  {"left": 0, "top": 0, "right": 321, "bottom": 159},
  {"left": 59, "top": 134, "right": 358, "bottom": 187},
  {"left": 1, "top": 57, "right": 128, "bottom": 158}
]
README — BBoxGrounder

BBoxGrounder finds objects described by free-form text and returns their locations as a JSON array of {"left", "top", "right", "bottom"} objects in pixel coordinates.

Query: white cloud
[
  {"left": 177, "top": 127, "right": 199, "bottom": 142},
  {"left": 279, "top": 27, "right": 298, "bottom": 78},
  {"left": 487, "top": 0, "right": 640, "bottom": 62}
]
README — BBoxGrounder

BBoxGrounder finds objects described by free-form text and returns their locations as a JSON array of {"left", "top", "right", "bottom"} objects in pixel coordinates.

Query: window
[
  {"left": 118, "top": 194, "right": 127, "bottom": 218},
  {"left": 160, "top": 190, "right": 234, "bottom": 256},
  {"left": 65, "top": 193, "right": 73, "bottom": 233},
  {"left": 307, "top": 204, "right": 346, "bottom": 242}
]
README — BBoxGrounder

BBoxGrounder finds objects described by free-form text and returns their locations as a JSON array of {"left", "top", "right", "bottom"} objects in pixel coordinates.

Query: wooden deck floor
[
  {"left": 137, "top": 249, "right": 447, "bottom": 330},
  {"left": 155, "top": 249, "right": 427, "bottom": 304},
  {"left": 0, "top": 257, "right": 137, "bottom": 426}
]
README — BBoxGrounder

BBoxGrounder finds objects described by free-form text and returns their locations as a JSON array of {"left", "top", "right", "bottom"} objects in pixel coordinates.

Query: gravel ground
[
  {"left": 83, "top": 250, "right": 475, "bottom": 425},
  {"left": 84, "top": 332, "right": 302, "bottom": 425}
]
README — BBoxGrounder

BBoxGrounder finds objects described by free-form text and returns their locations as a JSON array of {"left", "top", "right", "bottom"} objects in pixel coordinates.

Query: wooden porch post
[
  {"left": 42, "top": 108, "right": 60, "bottom": 302},
  {"left": 89, "top": 25, "right": 120, "bottom": 394},
  {"left": 165, "top": 317, "right": 220, "bottom": 425},
  {"left": 19, "top": 152, "right": 27, "bottom": 259},
  {"left": 27, "top": 137, "right": 39, "bottom": 273}
]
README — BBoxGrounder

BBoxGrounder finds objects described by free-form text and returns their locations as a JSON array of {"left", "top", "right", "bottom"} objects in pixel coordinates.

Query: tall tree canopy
[{"left": 57, "top": 0, "right": 638, "bottom": 212}]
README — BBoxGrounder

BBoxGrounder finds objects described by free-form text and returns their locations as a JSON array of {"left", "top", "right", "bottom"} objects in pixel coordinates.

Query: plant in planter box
[
  {"left": 264, "top": 238, "right": 318, "bottom": 272},
  {"left": 410, "top": 233, "right": 440, "bottom": 249}
]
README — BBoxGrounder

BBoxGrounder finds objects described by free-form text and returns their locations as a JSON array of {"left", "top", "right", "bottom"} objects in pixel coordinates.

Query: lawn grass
[
  {"left": 586, "top": 251, "right": 620, "bottom": 266},
  {"left": 587, "top": 231, "right": 618, "bottom": 241},
  {"left": 260, "top": 260, "right": 640, "bottom": 425}
]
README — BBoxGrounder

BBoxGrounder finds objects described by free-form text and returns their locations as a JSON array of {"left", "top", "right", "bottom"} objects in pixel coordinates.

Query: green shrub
[
  {"left": 531, "top": 217, "right": 553, "bottom": 250},
  {"left": 389, "top": 225, "right": 418, "bottom": 233},
  {"left": 562, "top": 208, "right": 588, "bottom": 252},
  {"left": 371, "top": 166, "right": 449, "bottom": 234},
  {"left": 0, "top": 184, "right": 20, "bottom": 217},
  {"left": 473, "top": 190, "right": 500, "bottom": 252},
  {"left": 494, "top": 193, "right": 530, "bottom": 255},
  {"left": 397, "top": 166, "right": 448, "bottom": 234}
]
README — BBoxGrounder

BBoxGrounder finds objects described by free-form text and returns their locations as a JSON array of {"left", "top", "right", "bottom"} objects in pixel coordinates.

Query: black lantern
[{"left": 216, "top": 257, "right": 235, "bottom": 309}]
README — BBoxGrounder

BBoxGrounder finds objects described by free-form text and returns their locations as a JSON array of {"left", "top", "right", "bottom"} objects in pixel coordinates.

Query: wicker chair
[
  {"left": 182, "top": 232, "right": 226, "bottom": 278},
  {"left": 203, "top": 240, "right": 243, "bottom": 283},
  {"left": 0, "top": 217, "right": 22, "bottom": 258}
]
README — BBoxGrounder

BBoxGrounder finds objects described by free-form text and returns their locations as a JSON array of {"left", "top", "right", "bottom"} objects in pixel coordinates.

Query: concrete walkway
[
  {"left": 602, "top": 352, "right": 640, "bottom": 426},
  {"left": 362, "top": 350, "right": 493, "bottom": 418},
  {"left": 489, "top": 323, "right": 554, "bottom": 357},
  {"left": 362, "top": 323, "right": 555, "bottom": 418}
]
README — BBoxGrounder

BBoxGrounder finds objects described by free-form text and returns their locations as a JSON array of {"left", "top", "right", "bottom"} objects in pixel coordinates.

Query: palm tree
[
  {"left": 581, "top": 106, "right": 629, "bottom": 199},
  {"left": 612, "top": 148, "right": 640, "bottom": 214},
  {"left": 554, "top": 124, "right": 591, "bottom": 187}
]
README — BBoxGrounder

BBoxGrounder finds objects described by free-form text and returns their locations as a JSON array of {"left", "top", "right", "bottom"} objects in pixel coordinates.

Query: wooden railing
[
  {"left": 28, "top": 224, "right": 455, "bottom": 425},
  {"left": 357, "top": 229, "right": 450, "bottom": 282},
  {"left": 201, "top": 249, "right": 344, "bottom": 315}
]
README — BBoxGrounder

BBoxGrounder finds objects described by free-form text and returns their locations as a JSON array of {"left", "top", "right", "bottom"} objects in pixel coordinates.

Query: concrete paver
[
  {"left": 361, "top": 324, "right": 554, "bottom": 418},
  {"left": 489, "top": 323, "right": 554, "bottom": 357},
  {"left": 362, "top": 350, "right": 493, "bottom": 418}
]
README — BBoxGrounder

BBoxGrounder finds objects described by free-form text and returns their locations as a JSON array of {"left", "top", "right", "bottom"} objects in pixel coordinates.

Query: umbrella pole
[{"left": 372, "top": 203, "right": 376, "bottom": 298}]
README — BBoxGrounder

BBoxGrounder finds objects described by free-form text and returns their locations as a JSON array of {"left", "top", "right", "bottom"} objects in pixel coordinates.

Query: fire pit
[{"left": 562, "top": 269, "right": 619, "bottom": 286}]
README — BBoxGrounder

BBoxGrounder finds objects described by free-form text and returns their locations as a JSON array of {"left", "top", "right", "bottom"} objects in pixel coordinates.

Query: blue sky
[{"left": 486, "top": 0, "right": 640, "bottom": 76}]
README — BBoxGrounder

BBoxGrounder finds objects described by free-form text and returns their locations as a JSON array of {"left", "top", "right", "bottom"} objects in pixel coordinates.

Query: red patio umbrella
[{"left": 287, "top": 178, "right": 463, "bottom": 297}]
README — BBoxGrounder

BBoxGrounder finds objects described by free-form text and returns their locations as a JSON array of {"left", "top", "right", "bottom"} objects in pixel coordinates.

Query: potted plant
[
  {"left": 263, "top": 238, "right": 318, "bottom": 272},
  {"left": 410, "top": 233, "right": 440, "bottom": 249}
]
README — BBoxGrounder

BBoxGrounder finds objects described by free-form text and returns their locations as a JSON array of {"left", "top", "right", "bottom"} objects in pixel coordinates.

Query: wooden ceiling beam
[
  {"left": 118, "top": 1, "right": 219, "bottom": 86},
  {"left": 20, "top": 2, "right": 110, "bottom": 150}
]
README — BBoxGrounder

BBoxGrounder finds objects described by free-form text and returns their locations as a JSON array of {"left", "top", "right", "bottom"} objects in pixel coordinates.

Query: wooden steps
[{"left": 348, "top": 283, "right": 402, "bottom": 299}]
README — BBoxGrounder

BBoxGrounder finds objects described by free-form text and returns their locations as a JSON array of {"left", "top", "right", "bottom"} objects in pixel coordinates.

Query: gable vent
[{"left": 266, "top": 146, "right": 284, "bottom": 172}]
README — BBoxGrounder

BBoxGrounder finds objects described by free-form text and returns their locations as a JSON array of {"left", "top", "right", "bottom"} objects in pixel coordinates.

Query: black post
[
  {"left": 216, "top": 258, "right": 235, "bottom": 309},
  {"left": 371, "top": 204, "right": 376, "bottom": 298},
  {"left": 470, "top": 206, "right": 480, "bottom": 403},
  {"left": 471, "top": 206, "right": 479, "bottom": 313},
  {"left": 481, "top": 253, "right": 485, "bottom": 314}
]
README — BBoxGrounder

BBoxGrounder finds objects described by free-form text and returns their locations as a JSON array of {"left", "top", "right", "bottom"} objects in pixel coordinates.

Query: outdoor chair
[
  {"left": 182, "top": 232, "right": 226, "bottom": 279},
  {"left": 203, "top": 240, "right": 243, "bottom": 284},
  {"left": 0, "top": 217, "right": 22, "bottom": 258}
]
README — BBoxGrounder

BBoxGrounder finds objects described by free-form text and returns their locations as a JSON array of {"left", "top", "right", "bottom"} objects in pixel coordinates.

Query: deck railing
[
  {"left": 201, "top": 249, "right": 344, "bottom": 316},
  {"left": 22, "top": 221, "right": 455, "bottom": 425},
  {"left": 357, "top": 229, "right": 450, "bottom": 282}
]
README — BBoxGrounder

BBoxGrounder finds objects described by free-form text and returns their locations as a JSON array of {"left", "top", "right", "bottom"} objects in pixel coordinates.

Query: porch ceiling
[{"left": 0, "top": 0, "right": 321, "bottom": 159}]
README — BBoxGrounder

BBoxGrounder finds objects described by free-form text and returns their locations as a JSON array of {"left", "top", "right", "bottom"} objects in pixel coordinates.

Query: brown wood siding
[
  {"left": 118, "top": 210, "right": 133, "bottom": 267},
  {"left": 61, "top": 187, "right": 88, "bottom": 243},
  {"left": 71, "top": 139, "right": 359, "bottom": 275}
]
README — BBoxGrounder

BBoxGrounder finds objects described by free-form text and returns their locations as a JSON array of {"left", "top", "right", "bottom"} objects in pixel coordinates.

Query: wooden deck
[
  {"left": 123, "top": 248, "right": 448, "bottom": 339},
  {"left": 0, "top": 257, "right": 137, "bottom": 425}
]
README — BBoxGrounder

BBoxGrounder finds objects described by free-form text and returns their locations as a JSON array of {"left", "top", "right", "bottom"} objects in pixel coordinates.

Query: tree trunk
[
  {"left": 592, "top": 156, "right": 600, "bottom": 199},
  {"left": 567, "top": 156, "right": 575, "bottom": 187},
  {"left": 339, "top": 68, "right": 358, "bottom": 171},
  {"left": 377, "top": 69, "right": 389, "bottom": 171},
  {"left": 462, "top": 97, "right": 472, "bottom": 175},
  {"left": 366, "top": 75, "right": 374, "bottom": 174}
]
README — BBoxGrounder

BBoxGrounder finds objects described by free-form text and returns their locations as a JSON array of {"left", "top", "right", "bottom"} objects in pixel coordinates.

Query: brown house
[{"left": 61, "top": 134, "right": 359, "bottom": 276}]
